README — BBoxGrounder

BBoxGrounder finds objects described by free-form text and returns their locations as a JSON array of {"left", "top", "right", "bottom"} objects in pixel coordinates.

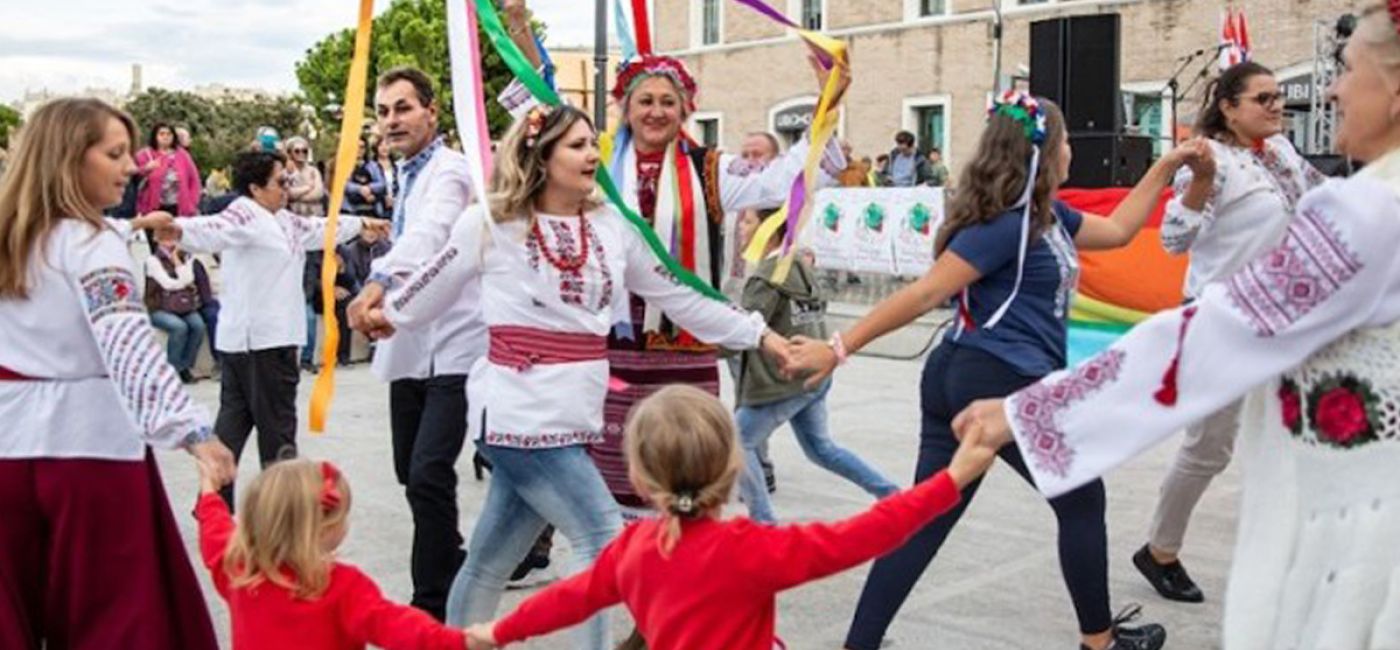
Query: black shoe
[
  {"left": 1133, "top": 544, "right": 1204, "bottom": 603},
  {"left": 472, "top": 451, "right": 491, "bottom": 481},
  {"left": 1080, "top": 604, "right": 1166, "bottom": 650},
  {"left": 761, "top": 459, "right": 777, "bottom": 494},
  {"left": 178, "top": 369, "right": 196, "bottom": 384}
]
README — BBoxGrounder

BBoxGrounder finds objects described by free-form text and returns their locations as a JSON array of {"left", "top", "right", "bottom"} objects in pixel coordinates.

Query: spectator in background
[
  {"left": 309, "top": 250, "right": 359, "bottom": 366},
  {"left": 339, "top": 227, "right": 391, "bottom": 288},
  {"left": 884, "top": 130, "right": 934, "bottom": 187},
  {"left": 135, "top": 122, "right": 202, "bottom": 217},
  {"left": 193, "top": 247, "right": 222, "bottom": 374},
  {"left": 874, "top": 153, "right": 891, "bottom": 187},
  {"left": 284, "top": 136, "right": 326, "bottom": 217},
  {"left": 926, "top": 147, "right": 950, "bottom": 187},
  {"left": 175, "top": 126, "right": 193, "bottom": 150},
  {"left": 837, "top": 140, "right": 870, "bottom": 187},
  {"left": 370, "top": 135, "right": 398, "bottom": 218},
  {"left": 344, "top": 137, "right": 382, "bottom": 218},
  {"left": 146, "top": 226, "right": 208, "bottom": 384}
]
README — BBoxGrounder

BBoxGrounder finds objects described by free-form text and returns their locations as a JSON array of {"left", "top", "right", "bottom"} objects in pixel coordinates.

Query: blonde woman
[
  {"left": 363, "top": 104, "right": 788, "bottom": 649},
  {"left": 285, "top": 136, "right": 327, "bottom": 217},
  {"left": 0, "top": 98, "right": 234, "bottom": 648},
  {"left": 958, "top": 5, "right": 1400, "bottom": 647}
]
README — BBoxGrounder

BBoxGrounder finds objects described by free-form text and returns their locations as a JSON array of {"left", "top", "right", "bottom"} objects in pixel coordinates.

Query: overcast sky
[{"left": 0, "top": 0, "right": 595, "bottom": 103}]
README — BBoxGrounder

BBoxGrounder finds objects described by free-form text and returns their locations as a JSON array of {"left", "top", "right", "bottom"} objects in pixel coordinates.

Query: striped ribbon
[
  {"left": 309, "top": 0, "right": 374, "bottom": 434},
  {"left": 448, "top": 0, "right": 494, "bottom": 196}
]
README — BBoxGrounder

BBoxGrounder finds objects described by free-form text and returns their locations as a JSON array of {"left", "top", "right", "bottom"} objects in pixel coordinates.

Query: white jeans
[{"left": 1147, "top": 398, "right": 1242, "bottom": 554}]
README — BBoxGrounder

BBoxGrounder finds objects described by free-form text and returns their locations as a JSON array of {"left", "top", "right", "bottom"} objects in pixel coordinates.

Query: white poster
[{"left": 802, "top": 187, "right": 944, "bottom": 276}]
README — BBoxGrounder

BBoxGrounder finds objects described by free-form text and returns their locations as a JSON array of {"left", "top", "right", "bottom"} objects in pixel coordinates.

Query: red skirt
[{"left": 0, "top": 450, "right": 219, "bottom": 650}]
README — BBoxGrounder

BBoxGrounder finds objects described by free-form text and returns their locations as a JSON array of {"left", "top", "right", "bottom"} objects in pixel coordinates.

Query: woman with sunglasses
[
  {"left": 1132, "top": 61, "right": 1326, "bottom": 605},
  {"left": 284, "top": 136, "right": 327, "bottom": 217}
]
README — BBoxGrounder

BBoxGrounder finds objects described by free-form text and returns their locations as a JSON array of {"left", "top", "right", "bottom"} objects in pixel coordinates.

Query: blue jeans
[
  {"left": 446, "top": 442, "right": 621, "bottom": 648},
  {"left": 301, "top": 303, "right": 317, "bottom": 365},
  {"left": 737, "top": 379, "right": 898, "bottom": 523},
  {"left": 150, "top": 310, "right": 206, "bottom": 372}
]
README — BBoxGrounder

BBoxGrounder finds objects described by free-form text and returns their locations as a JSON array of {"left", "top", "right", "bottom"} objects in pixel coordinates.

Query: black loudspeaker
[
  {"left": 1030, "top": 14, "right": 1122, "bottom": 132},
  {"left": 1068, "top": 134, "right": 1152, "bottom": 188},
  {"left": 1304, "top": 154, "right": 1354, "bottom": 178}
]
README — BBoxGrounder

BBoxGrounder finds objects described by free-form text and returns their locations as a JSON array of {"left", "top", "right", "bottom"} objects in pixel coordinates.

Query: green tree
[
  {"left": 295, "top": 0, "right": 537, "bottom": 154},
  {"left": 0, "top": 104, "right": 21, "bottom": 149}
]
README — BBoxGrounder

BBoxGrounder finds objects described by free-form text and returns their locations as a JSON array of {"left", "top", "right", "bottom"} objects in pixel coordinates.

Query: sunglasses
[
  {"left": 1239, "top": 91, "right": 1284, "bottom": 107},
  {"left": 291, "top": 148, "right": 309, "bottom": 154}
]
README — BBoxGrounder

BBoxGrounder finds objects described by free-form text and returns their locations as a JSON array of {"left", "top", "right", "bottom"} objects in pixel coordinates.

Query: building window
[
  {"left": 913, "top": 105, "right": 946, "bottom": 156},
  {"left": 801, "top": 0, "right": 823, "bottom": 30},
  {"left": 693, "top": 114, "right": 722, "bottom": 147},
  {"left": 1123, "top": 92, "right": 1164, "bottom": 157},
  {"left": 919, "top": 0, "right": 946, "bottom": 16},
  {"left": 702, "top": 0, "right": 720, "bottom": 46}
]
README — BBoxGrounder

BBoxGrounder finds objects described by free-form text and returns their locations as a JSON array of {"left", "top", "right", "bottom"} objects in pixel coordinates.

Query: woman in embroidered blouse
[
  {"left": 285, "top": 136, "right": 327, "bottom": 217},
  {"left": 957, "top": 6, "right": 1400, "bottom": 648},
  {"left": 1134, "top": 61, "right": 1327, "bottom": 604},
  {"left": 497, "top": 0, "right": 849, "bottom": 514},
  {"left": 0, "top": 98, "right": 236, "bottom": 649},
  {"left": 787, "top": 94, "right": 1207, "bottom": 650},
  {"left": 362, "top": 105, "right": 786, "bottom": 650}
]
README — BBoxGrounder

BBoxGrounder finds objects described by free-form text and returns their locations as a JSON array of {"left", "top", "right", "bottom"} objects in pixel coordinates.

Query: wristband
[{"left": 829, "top": 332, "right": 849, "bottom": 366}]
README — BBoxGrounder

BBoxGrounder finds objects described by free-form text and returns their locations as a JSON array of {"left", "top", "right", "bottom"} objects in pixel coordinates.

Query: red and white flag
[{"left": 1219, "top": 7, "right": 1252, "bottom": 70}]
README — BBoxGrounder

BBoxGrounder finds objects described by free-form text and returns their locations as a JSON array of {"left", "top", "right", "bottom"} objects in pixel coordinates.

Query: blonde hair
[
  {"left": 0, "top": 98, "right": 135, "bottom": 299},
  {"left": 1356, "top": 5, "right": 1400, "bottom": 73},
  {"left": 625, "top": 385, "right": 743, "bottom": 556},
  {"left": 488, "top": 104, "right": 602, "bottom": 223},
  {"left": 222, "top": 459, "right": 351, "bottom": 600}
]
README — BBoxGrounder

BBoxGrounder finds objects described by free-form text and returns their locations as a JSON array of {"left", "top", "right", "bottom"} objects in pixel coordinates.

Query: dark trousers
[
  {"left": 844, "top": 344, "right": 1112, "bottom": 650},
  {"left": 390, "top": 374, "right": 469, "bottom": 621},
  {"left": 215, "top": 346, "right": 300, "bottom": 507}
]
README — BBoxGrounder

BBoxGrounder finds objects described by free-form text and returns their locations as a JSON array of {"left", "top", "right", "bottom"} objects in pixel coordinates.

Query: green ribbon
[{"left": 473, "top": 0, "right": 726, "bottom": 302}]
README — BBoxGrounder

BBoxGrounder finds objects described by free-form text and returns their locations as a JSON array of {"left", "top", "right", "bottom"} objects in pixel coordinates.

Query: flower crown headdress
[
  {"left": 612, "top": 55, "right": 699, "bottom": 114},
  {"left": 987, "top": 90, "right": 1048, "bottom": 145},
  {"left": 523, "top": 104, "right": 555, "bottom": 149}
]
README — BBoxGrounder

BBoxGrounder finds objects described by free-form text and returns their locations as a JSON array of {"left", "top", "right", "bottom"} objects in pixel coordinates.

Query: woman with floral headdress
[
  {"left": 954, "top": 5, "right": 1400, "bottom": 648},
  {"left": 498, "top": 0, "right": 849, "bottom": 514},
  {"left": 360, "top": 104, "right": 788, "bottom": 649},
  {"left": 787, "top": 93, "right": 1207, "bottom": 650}
]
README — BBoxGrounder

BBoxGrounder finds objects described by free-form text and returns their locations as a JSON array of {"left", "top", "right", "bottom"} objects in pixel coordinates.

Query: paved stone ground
[{"left": 158, "top": 330, "right": 1237, "bottom": 649}]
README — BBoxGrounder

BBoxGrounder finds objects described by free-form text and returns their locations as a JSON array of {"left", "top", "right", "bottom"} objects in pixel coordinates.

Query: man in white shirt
[
  {"left": 175, "top": 150, "right": 387, "bottom": 506},
  {"left": 347, "top": 66, "right": 485, "bottom": 621}
]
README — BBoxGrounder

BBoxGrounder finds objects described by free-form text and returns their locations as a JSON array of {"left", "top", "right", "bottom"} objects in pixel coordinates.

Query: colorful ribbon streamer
[
  {"left": 308, "top": 0, "right": 374, "bottom": 434},
  {"left": 737, "top": 0, "right": 847, "bottom": 284},
  {"left": 448, "top": 0, "right": 494, "bottom": 197},
  {"left": 472, "top": 0, "right": 726, "bottom": 301}
]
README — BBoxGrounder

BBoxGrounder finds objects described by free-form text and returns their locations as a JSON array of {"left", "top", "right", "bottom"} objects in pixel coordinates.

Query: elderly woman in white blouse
[
  {"left": 1135, "top": 60, "right": 1327, "bottom": 603},
  {"left": 958, "top": 5, "right": 1400, "bottom": 647}
]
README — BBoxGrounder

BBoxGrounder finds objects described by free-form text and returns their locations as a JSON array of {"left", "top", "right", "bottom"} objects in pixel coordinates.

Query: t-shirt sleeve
[
  {"left": 945, "top": 213, "right": 1018, "bottom": 275},
  {"left": 1054, "top": 201, "right": 1085, "bottom": 239}
]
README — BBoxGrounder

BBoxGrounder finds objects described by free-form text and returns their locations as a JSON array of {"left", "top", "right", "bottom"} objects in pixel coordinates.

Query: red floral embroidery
[
  {"left": 1010, "top": 349, "right": 1126, "bottom": 478},
  {"left": 1314, "top": 387, "right": 1369, "bottom": 445},
  {"left": 1226, "top": 208, "right": 1362, "bottom": 337}
]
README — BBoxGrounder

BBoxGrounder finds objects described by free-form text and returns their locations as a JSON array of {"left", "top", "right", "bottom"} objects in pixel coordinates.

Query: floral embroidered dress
[
  {"left": 1001, "top": 151, "right": 1400, "bottom": 649},
  {"left": 381, "top": 204, "right": 765, "bottom": 450}
]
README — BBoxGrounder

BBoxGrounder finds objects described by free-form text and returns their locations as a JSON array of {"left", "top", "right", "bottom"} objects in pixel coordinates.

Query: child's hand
[
  {"left": 191, "top": 439, "right": 236, "bottom": 494},
  {"left": 946, "top": 419, "right": 999, "bottom": 490},
  {"left": 465, "top": 623, "right": 498, "bottom": 649}
]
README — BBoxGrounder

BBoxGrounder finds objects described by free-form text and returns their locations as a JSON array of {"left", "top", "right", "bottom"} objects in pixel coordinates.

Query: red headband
[
  {"left": 320, "top": 462, "right": 343, "bottom": 512},
  {"left": 612, "top": 55, "right": 699, "bottom": 113}
]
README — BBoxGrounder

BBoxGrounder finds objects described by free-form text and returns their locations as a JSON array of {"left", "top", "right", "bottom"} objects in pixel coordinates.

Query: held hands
[
  {"left": 347, "top": 283, "right": 385, "bottom": 333},
  {"left": 361, "top": 307, "right": 396, "bottom": 340},
  {"left": 760, "top": 330, "right": 795, "bottom": 371},
  {"left": 807, "top": 54, "right": 852, "bottom": 108},
  {"left": 132, "top": 211, "right": 176, "bottom": 232},
  {"left": 950, "top": 398, "right": 1014, "bottom": 454},
  {"left": 946, "top": 419, "right": 1000, "bottom": 490},
  {"left": 785, "top": 335, "right": 839, "bottom": 389},
  {"left": 1162, "top": 137, "right": 1215, "bottom": 178},
  {"left": 190, "top": 439, "right": 237, "bottom": 494},
  {"left": 465, "top": 623, "right": 498, "bottom": 649}
]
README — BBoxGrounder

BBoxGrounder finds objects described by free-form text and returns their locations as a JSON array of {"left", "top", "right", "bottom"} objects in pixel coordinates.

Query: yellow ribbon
[
  {"left": 742, "top": 29, "right": 847, "bottom": 285},
  {"left": 309, "top": 0, "right": 374, "bottom": 434}
]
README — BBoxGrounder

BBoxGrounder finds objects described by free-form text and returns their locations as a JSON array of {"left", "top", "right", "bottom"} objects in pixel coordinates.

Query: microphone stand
[{"left": 1163, "top": 44, "right": 1227, "bottom": 145}]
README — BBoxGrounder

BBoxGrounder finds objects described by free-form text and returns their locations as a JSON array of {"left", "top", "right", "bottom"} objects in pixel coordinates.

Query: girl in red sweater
[
  {"left": 194, "top": 458, "right": 472, "bottom": 650},
  {"left": 466, "top": 385, "right": 995, "bottom": 650}
]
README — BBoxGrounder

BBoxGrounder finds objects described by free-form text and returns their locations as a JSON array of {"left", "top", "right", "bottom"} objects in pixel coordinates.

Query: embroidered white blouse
[
  {"left": 178, "top": 197, "right": 365, "bottom": 353},
  {"left": 0, "top": 220, "right": 211, "bottom": 460},
  {"left": 383, "top": 204, "right": 766, "bottom": 449},
  {"left": 1161, "top": 134, "right": 1326, "bottom": 299},
  {"left": 1002, "top": 154, "right": 1400, "bottom": 648}
]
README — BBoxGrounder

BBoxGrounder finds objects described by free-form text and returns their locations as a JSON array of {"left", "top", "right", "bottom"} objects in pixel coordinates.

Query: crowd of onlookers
[{"left": 835, "top": 129, "right": 951, "bottom": 189}]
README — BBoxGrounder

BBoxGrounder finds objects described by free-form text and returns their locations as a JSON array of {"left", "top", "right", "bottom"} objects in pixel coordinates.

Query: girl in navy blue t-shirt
[{"left": 789, "top": 94, "right": 1211, "bottom": 650}]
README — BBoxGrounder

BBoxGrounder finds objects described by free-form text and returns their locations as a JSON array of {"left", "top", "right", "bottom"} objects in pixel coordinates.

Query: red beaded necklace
[{"left": 531, "top": 211, "right": 589, "bottom": 272}]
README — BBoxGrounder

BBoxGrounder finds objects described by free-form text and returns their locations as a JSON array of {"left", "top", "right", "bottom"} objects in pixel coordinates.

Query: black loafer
[
  {"left": 1080, "top": 604, "right": 1167, "bottom": 650},
  {"left": 1133, "top": 544, "right": 1205, "bottom": 603}
]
